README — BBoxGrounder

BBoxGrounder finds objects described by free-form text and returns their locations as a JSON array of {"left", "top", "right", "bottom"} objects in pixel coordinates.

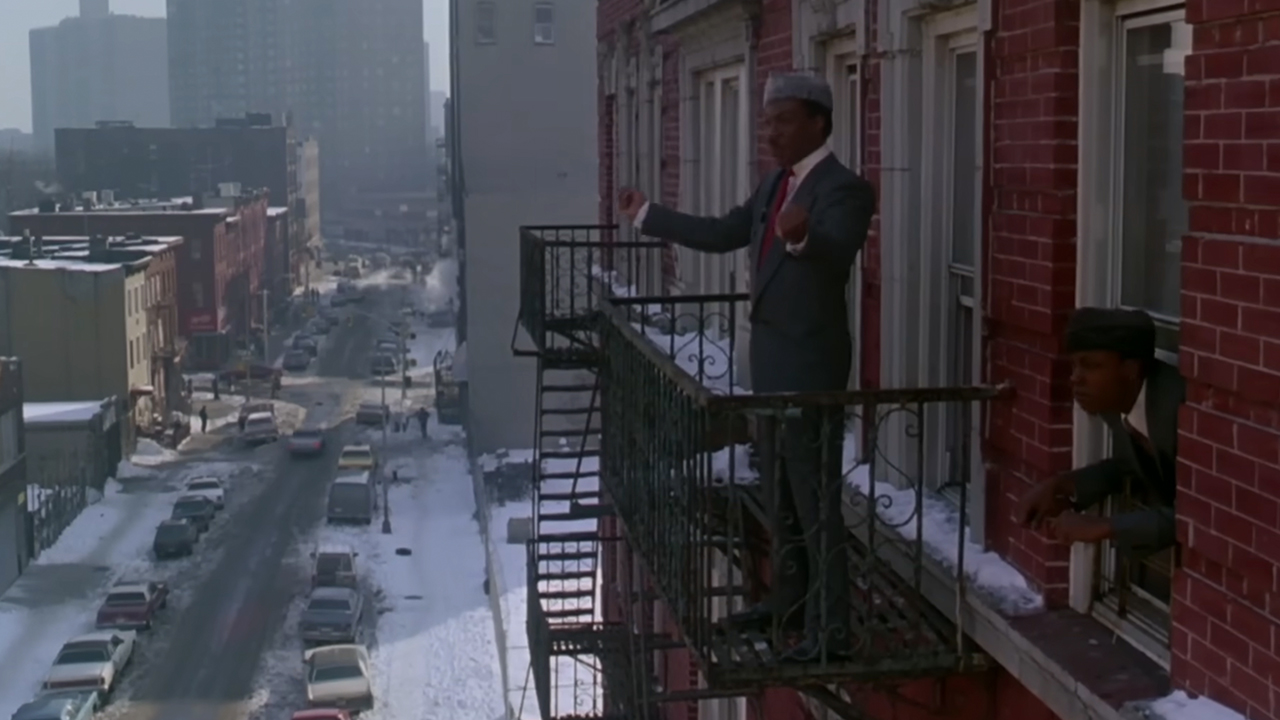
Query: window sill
[{"left": 841, "top": 487, "right": 1169, "bottom": 720}]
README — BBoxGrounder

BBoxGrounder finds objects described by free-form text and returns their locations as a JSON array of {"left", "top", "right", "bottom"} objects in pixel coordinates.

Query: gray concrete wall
[{"left": 454, "top": 0, "right": 599, "bottom": 455}]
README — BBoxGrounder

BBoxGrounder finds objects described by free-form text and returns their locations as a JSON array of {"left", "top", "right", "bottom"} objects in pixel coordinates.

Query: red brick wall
[
  {"left": 753, "top": 0, "right": 793, "bottom": 178},
  {"left": 859, "top": 0, "right": 883, "bottom": 390},
  {"left": 982, "top": 0, "right": 1081, "bottom": 603},
  {"left": 1171, "top": 2, "right": 1280, "bottom": 718}
]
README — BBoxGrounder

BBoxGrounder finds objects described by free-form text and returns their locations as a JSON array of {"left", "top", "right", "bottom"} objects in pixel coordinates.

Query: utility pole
[
  {"left": 399, "top": 326, "right": 408, "bottom": 407},
  {"left": 262, "top": 288, "right": 270, "bottom": 363}
]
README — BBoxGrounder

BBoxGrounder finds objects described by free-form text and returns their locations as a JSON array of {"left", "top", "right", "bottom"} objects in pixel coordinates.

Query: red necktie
[{"left": 757, "top": 169, "right": 794, "bottom": 268}]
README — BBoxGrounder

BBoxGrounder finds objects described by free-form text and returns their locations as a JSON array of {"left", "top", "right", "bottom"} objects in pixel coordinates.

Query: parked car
[
  {"left": 41, "top": 631, "right": 135, "bottom": 694},
  {"left": 152, "top": 520, "right": 198, "bottom": 559},
  {"left": 290, "top": 710, "right": 352, "bottom": 720},
  {"left": 238, "top": 401, "right": 275, "bottom": 424},
  {"left": 283, "top": 350, "right": 313, "bottom": 372},
  {"left": 337, "top": 445, "right": 376, "bottom": 472},
  {"left": 373, "top": 339, "right": 398, "bottom": 355},
  {"left": 299, "top": 586, "right": 364, "bottom": 645},
  {"left": 170, "top": 495, "right": 216, "bottom": 533},
  {"left": 293, "top": 335, "right": 320, "bottom": 357},
  {"left": 242, "top": 412, "right": 280, "bottom": 445},
  {"left": 94, "top": 581, "right": 168, "bottom": 631},
  {"left": 289, "top": 428, "right": 327, "bottom": 457},
  {"left": 354, "top": 402, "right": 389, "bottom": 427},
  {"left": 303, "top": 644, "right": 374, "bottom": 711},
  {"left": 368, "top": 354, "right": 397, "bottom": 377},
  {"left": 307, "top": 318, "right": 331, "bottom": 335},
  {"left": 182, "top": 476, "right": 225, "bottom": 509},
  {"left": 326, "top": 472, "right": 376, "bottom": 525},
  {"left": 311, "top": 544, "right": 358, "bottom": 589},
  {"left": 10, "top": 690, "right": 99, "bottom": 720}
]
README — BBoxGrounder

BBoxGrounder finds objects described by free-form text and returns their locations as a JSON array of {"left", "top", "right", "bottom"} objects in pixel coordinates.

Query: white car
[
  {"left": 42, "top": 631, "right": 136, "bottom": 695},
  {"left": 304, "top": 644, "right": 374, "bottom": 711},
  {"left": 182, "top": 476, "right": 225, "bottom": 509}
]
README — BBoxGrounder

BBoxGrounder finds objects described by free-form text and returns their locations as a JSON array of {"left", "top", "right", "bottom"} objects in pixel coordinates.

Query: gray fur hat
[{"left": 763, "top": 72, "right": 834, "bottom": 110}]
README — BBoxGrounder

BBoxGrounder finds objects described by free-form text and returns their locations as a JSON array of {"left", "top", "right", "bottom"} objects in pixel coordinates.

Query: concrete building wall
[
  {"left": 0, "top": 266, "right": 127, "bottom": 403},
  {"left": 123, "top": 269, "right": 150, "bottom": 421},
  {"left": 453, "top": 0, "right": 599, "bottom": 454},
  {"left": 167, "top": 0, "right": 283, "bottom": 128},
  {"left": 28, "top": 13, "right": 169, "bottom": 153}
]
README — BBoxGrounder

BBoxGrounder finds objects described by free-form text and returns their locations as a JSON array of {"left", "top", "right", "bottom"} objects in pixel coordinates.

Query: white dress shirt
[
  {"left": 631, "top": 144, "right": 833, "bottom": 254},
  {"left": 1123, "top": 380, "right": 1149, "bottom": 437}
]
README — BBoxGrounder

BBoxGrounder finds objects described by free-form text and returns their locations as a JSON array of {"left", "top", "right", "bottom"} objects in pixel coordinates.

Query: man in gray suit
[
  {"left": 618, "top": 72, "right": 875, "bottom": 662},
  {"left": 1018, "top": 307, "right": 1183, "bottom": 554}
]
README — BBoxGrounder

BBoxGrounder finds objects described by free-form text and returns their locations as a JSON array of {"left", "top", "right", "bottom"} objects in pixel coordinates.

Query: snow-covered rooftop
[
  {"left": 0, "top": 257, "right": 120, "bottom": 272},
  {"left": 23, "top": 401, "right": 105, "bottom": 424},
  {"left": 267, "top": 206, "right": 288, "bottom": 217},
  {"left": 1137, "top": 691, "right": 1247, "bottom": 720},
  {"left": 8, "top": 196, "right": 230, "bottom": 216}
]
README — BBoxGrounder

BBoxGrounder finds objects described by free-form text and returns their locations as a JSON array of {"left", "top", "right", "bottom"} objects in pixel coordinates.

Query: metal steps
[
  {"left": 540, "top": 490, "right": 601, "bottom": 502},
  {"left": 542, "top": 449, "right": 600, "bottom": 460},
  {"left": 536, "top": 569, "right": 597, "bottom": 583},
  {"left": 537, "top": 549, "right": 599, "bottom": 562},
  {"left": 540, "top": 504, "right": 612, "bottom": 522},
  {"left": 540, "top": 588, "right": 596, "bottom": 601},
  {"left": 541, "top": 469, "right": 597, "bottom": 481}
]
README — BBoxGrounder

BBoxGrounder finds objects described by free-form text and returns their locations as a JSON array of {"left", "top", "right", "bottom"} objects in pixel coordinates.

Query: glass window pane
[
  {"left": 950, "top": 50, "right": 977, "bottom": 270},
  {"left": 719, "top": 78, "right": 739, "bottom": 210},
  {"left": 845, "top": 67, "right": 859, "bottom": 171},
  {"left": 1119, "top": 21, "right": 1186, "bottom": 319}
]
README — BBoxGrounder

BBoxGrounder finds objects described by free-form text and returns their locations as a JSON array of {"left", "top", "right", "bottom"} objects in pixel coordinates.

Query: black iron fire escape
[{"left": 514, "top": 225, "right": 1006, "bottom": 720}]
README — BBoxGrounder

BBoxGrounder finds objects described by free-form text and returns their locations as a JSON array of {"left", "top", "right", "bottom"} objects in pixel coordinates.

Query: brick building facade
[
  {"left": 8, "top": 192, "right": 269, "bottom": 370},
  {"left": 596, "top": 0, "right": 1279, "bottom": 719}
]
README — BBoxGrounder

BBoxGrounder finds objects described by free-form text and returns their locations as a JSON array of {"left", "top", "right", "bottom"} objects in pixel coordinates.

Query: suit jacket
[
  {"left": 640, "top": 154, "right": 876, "bottom": 393},
  {"left": 1068, "top": 360, "right": 1185, "bottom": 553}
]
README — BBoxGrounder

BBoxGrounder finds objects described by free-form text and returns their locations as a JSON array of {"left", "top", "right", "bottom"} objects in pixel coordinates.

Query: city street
[{"left": 0, "top": 262, "right": 502, "bottom": 720}]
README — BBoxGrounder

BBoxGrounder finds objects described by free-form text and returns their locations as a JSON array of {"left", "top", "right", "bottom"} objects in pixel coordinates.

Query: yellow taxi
[{"left": 337, "top": 444, "right": 376, "bottom": 471}]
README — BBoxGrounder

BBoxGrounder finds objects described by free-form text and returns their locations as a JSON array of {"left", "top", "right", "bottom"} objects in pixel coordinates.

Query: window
[
  {"left": 189, "top": 238, "right": 201, "bottom": 260},
  {"left": 827, "top": 40, "right": 862, "bottom": 393},
  {"left": 192, "top": 282, "right": 205, "bottom": 308},
  {"left": 129, "top": 339, "right": 135, "bottom": 369},
  {"left": 918, "top": 10, "right": 983, "bottom": 512},
  {"left": 534, "top": 3, "right": 554, "bottom": 44},
  {"left": 475, "top": 1, "right": 496, "bottom": 44},
  {"left": 0, "top": 409, "right": 19, "bottom": 473},
  {"left": 1074, "top": 0, "right": 1188, "bottom": 667},
  {"left": 685, "top": 64, "right": 748, "bottom": 299}
]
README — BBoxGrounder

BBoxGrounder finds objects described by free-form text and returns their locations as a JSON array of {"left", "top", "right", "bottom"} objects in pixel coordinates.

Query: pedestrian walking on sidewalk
[
  {"left": 415, "top": 407, "right": 429, "bottom": 439},
  {"left": 199, "top": 406, "right": 209, "bottom": 433},
  {"left": 212, "top": 376, "right": 221, "bottom": 400},
  {"left": 237, "top": 413, "right": 247, "bottom": 433}
]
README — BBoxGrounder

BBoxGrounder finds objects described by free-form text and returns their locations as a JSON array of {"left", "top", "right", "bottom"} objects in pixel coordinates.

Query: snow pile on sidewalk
[
  {"left": 1137, "top": 691, "right": 1247, "bottom": 720},
  {"left": 304, "top": 441, "right": 505, "bottom": 720},
  {"left": 129, "top": 438, "right": 179, "bottom": 467}
]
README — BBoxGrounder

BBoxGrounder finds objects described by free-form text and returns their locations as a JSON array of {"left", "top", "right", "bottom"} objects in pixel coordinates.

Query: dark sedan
[
  {"left": 288, "top": 428, "right": 327, "bottom": 457},
  {"left": 283, "top": 350, "right": 312, "bottom": 372},
  {"left": 298, "top": 587, "right": 364, "bottom": 646},
  {"left": 152, "top": 520, "right": 197, "bottom": 559},
  {"left": 170, "top": 495, "right": 216, "bottom": 534}
]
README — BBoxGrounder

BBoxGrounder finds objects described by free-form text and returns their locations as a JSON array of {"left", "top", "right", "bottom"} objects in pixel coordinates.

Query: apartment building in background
[
  {"left": 505, "top": 1, "right": 1280, "bottom": 720},
  {"left": 165, "top": 0, "right": 284, "bottom": 128},
  {"left": 8, "top": 190, "right": 269, "bottom": 371},
  {"left": 52, "top": 116, "right": 306, "bottom": 304},
  {"left": 28, "top": 0, "right": 169, "bottom": 152},
  {"left": 450, "top": 0, "right": 599, "bottom": 454}
]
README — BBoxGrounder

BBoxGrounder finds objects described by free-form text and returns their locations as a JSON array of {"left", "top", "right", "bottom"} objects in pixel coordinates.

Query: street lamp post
[{"left": 381, "top": 473, "right": 391, "bottom": 534}]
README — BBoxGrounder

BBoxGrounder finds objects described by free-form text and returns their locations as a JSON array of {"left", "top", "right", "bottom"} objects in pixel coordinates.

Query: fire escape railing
[{"left": 597, "top": 293, "right": 1004, "bottom": 690}]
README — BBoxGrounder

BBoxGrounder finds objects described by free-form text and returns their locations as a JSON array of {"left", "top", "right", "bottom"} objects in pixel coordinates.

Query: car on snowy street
[
  {"left": 310, "top": 545, "right": 358, "bottom": 589},
  {"left": 242, "top": 412, "right": 280, "bottom": 445},
  {"left": 289, "top": 427, "right": 327, "bottom": 457},
  {"left": 10, "top": 689, "right": 99, "bottom": 720},
  {"left": 299, "top": 587, "right": 365, "bottom": 645},
  {"left": 353, "top": 402, "right": 389, "bottom": 426},
  {"left": 95, "top": 581, "right": 169, "bottom": 631},
  {"left": 336, "top": 444, "right": 376, "bottom": 471},
  {"left": 283, "top": 350, "right": 313, "bottom": 372},
  {"left": 293, "top": 334, "right": 320, "bottom": 357},
  {"left": 326, "top": 472, "right": 375, "bottom": 525},
  {"left": 41, "top": 631, "right": 136, "bottom": 695},
  {"left": 289, "top": 710, "right": 352, "bottom": 720},
  {"left": 152, "top": 519, "right": 198, "bottom": 558},
  {"left": 182, "top": 476, "right": 225, "bottom": 509},
  {"left": 170, "top": 495, "right": 216, "bottom": 533},
  {"left": 303, "top": 644, "right": 374, "bottom": 711},
  {"left": 238, "top": 401, "right": 275, "bottom": 424}
]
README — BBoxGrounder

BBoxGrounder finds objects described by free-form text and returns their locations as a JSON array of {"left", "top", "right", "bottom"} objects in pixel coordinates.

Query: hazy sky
[{"left": 0, "top": 0, "right": 451, "bottom": 131}]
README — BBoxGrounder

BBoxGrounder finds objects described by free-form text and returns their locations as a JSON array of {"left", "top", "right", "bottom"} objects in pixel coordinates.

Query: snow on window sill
[
  {"left": 841, "top": 433, "right": 1044, "bottom": 617},
  {"left": 1128, "top": 691, "right": 1247, "bottom": 720}
]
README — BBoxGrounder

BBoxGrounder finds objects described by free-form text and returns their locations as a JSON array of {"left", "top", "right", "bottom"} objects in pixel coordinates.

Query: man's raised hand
[{"left": 618, "top": 188, "right": 647, "bottom": 223}]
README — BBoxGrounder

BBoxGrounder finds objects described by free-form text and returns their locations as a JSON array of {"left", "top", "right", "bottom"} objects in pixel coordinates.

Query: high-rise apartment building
[
  {"left": 166, "top": 0, "right": 285, "bottom": 128},
  {"left": 28, "top": 0, "right": 169, "bottom": 152}
]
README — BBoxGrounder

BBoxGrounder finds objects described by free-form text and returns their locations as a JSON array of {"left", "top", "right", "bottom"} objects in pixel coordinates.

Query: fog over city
[{"left": 0, "top": 2, "right": 1271, "bottom": 720}]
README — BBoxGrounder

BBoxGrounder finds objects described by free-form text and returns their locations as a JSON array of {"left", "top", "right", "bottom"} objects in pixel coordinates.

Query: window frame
[
  {"left": 1071, "top": 0, "right": 1186, "bottom": 669},
  {"left": 826, "top": 37, "right": 863, "bottom": 394},
  {"left": 475, "top": 1, "right": 496, "bottom": 45},
  {"left": 533, "top": 2, "right": 554, "bottom": 45},
  {"left": 688, "top": 63, "right": 749, "bottom": 298},
  {"left": 916, "top": 6, "right": 987, "bottom": 542}
]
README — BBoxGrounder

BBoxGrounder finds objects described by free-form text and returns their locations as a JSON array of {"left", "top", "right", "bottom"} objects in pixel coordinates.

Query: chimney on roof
[
  {"left": 80, "top": 0, "right": 108, "bottom": 18},
  {"left": 88, "top": 234, "right": 109, "bottom": 262}
]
